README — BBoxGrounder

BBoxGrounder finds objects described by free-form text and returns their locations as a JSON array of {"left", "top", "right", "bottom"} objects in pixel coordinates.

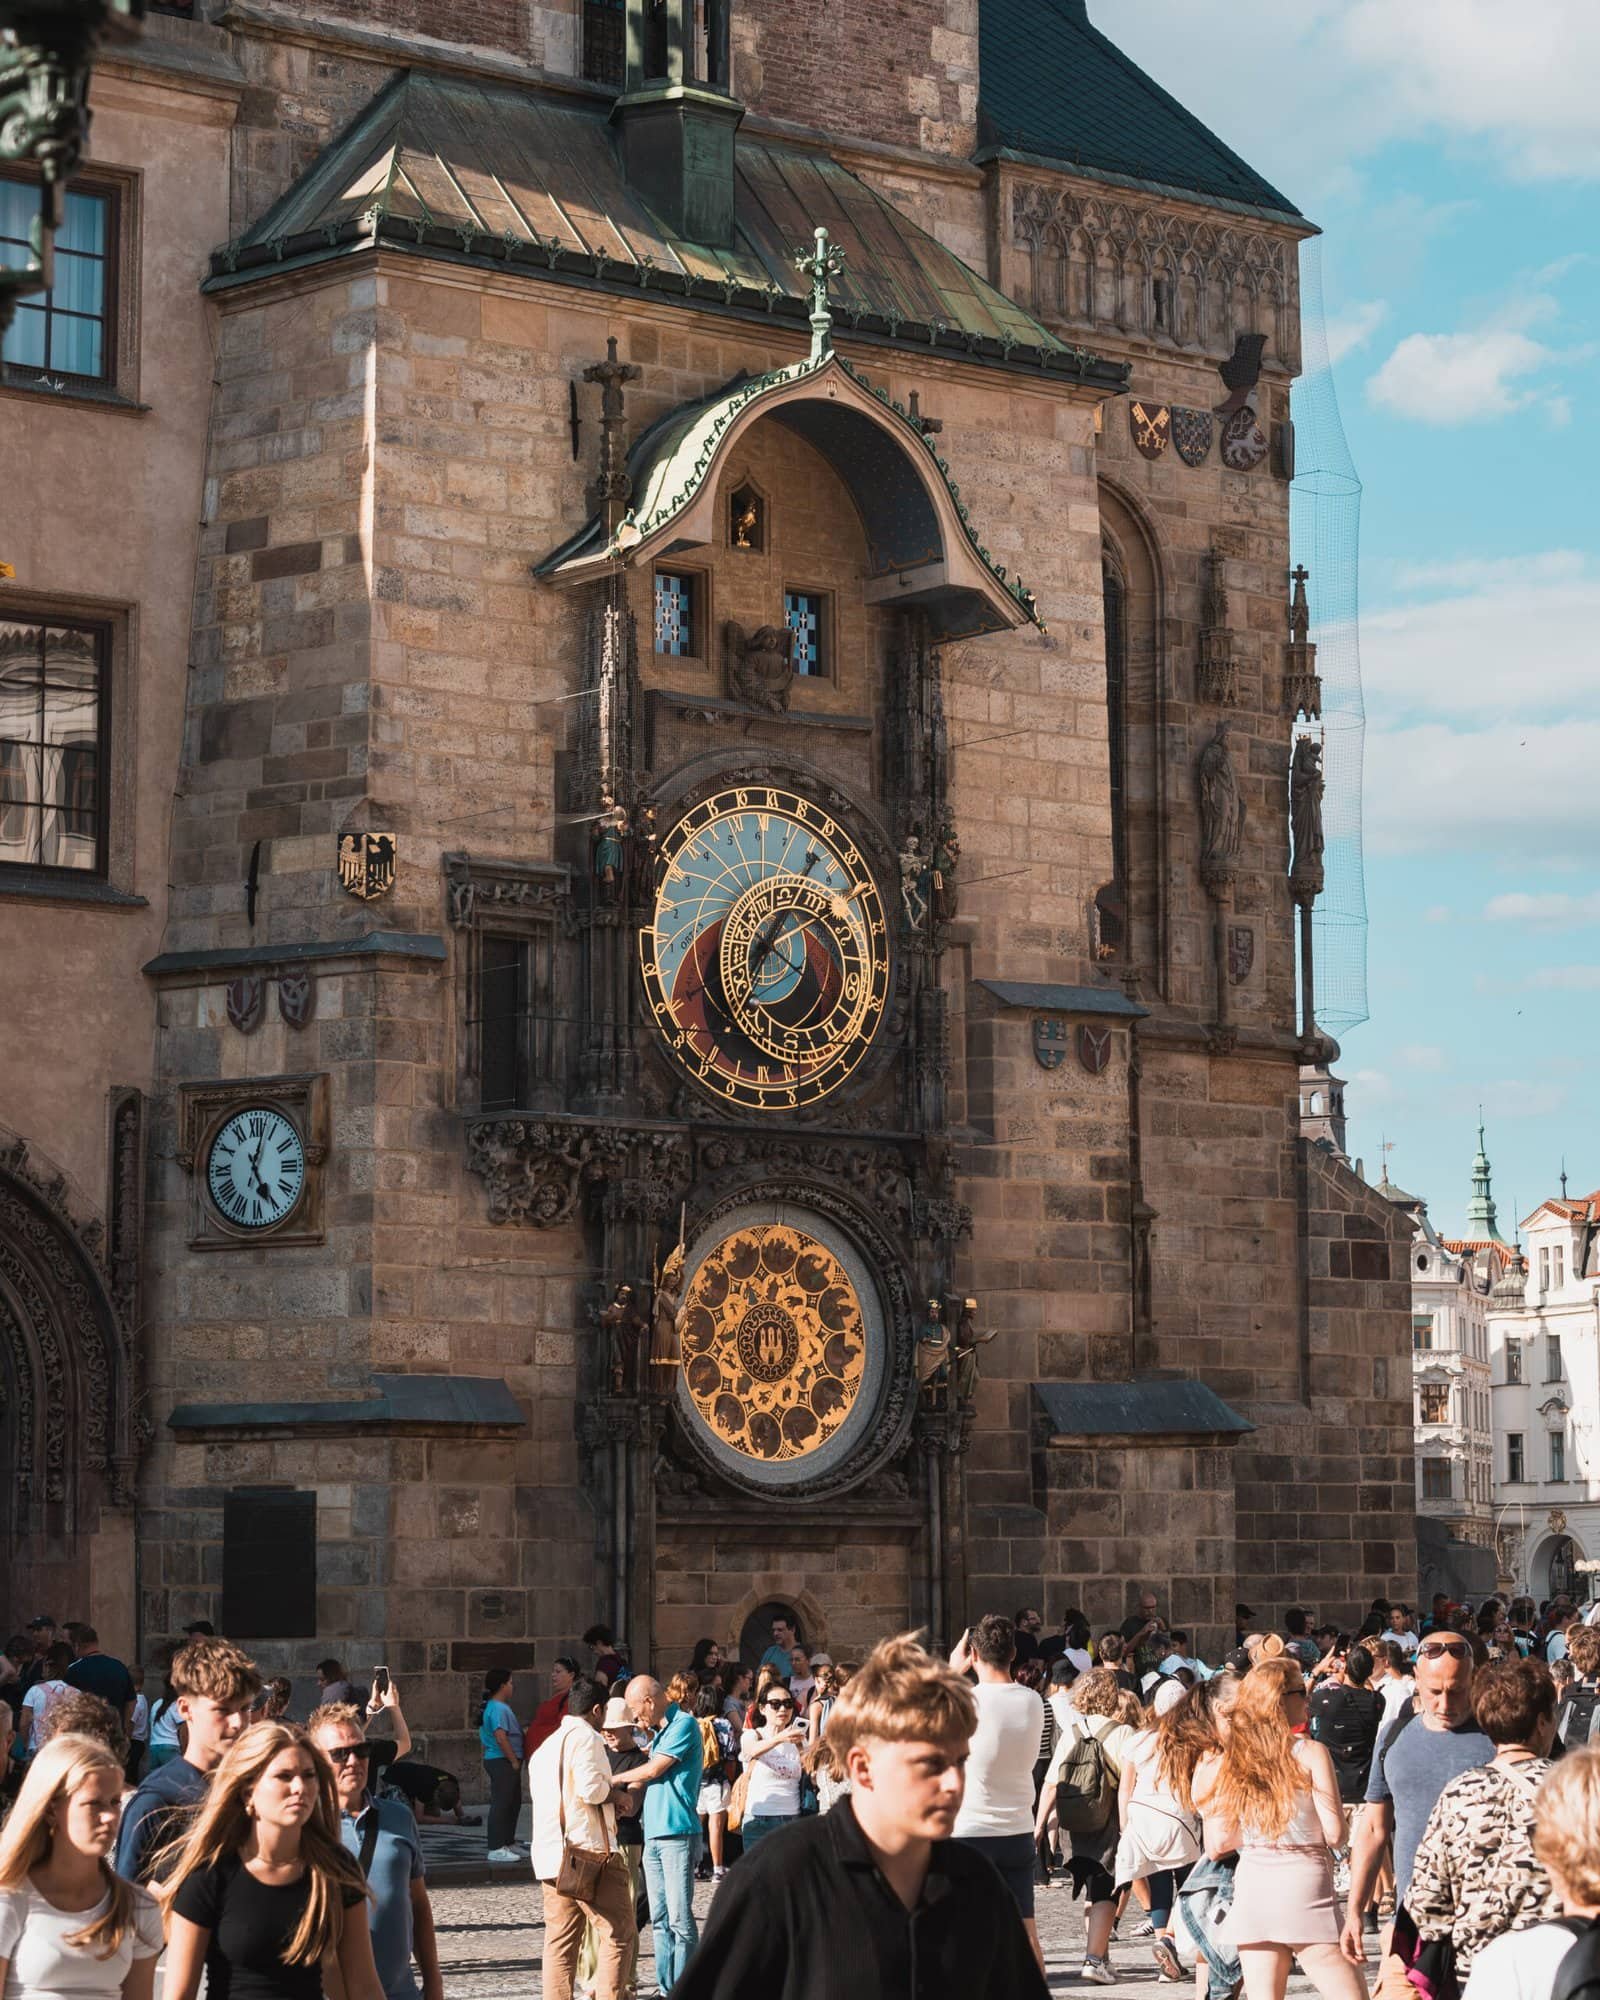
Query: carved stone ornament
[
  {"left": 1196, "top": 550, "right": 1238, "bottom": 705},
  {"left": 225, "top": 975, "right": 264, "bottom": 1034},
  {"left": 1228, "top": 923, "right": 1254, "bottom": 984},
  {"left": 724, "top": 620, "right": 792, "bottom": 714},
  {"left": 466, "top": 1118, "right": 691, "bottom": 1228},
  {"left": 1284, "top": 563, "right": 1322, "bottom": 719},
  {"left": 0, "top": 1126, "right": 146, "bottom": 1520},
  {"left": 277, "top": 968, "right": 315, "bottom": 1029},
  {"left": 338, "top": 831, "right": 397, "bottom": 900},
  {"left": 695, "top": 1131, "right": 914, "bottom": 1236},
  {"left": 444, "top": 852, "right": 570, "bottom": 930}
]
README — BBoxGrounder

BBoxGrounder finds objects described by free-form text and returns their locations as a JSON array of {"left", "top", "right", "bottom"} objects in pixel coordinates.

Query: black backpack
[
  {"left": 1558, "top": 1683, "right": 1600, "bottom": 1753},
  {"left": 1552, "top": 1916, "right": 1600, "bottom": 2000}
]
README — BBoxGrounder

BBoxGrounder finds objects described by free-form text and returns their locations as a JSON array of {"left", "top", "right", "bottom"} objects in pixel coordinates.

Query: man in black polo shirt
[{"left": 675, "top": 1631, "right": 1047, "bottom": 2000}]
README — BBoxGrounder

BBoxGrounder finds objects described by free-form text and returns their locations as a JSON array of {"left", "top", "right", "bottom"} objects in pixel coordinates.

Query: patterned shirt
[{"left": 1408, "top": 1757, "right": 1560, "bottom": 1974}]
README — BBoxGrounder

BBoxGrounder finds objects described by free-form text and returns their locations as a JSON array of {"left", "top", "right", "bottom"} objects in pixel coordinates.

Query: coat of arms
[
  {"left": 1033, "top": 1015, "right": 1069, "bottom": 1070},
  {"left": 225, "top": 975, "right": 263, "bottom": 1034},
  {"left": 1228, "top": 923, "right": 1254, "bottom": 984},
  {"left": 338, "top": 831, "right": 397, "bottom": 900},
  {"left": 1077, "top": 1024, "right": 1112, "bottom": 1075},
  {"left": 1171, "top": 407, "right": 1213, "bottom": 467},
  {"left": 278, "top": 968, "right": 315, "bottom": 1029},
  {"left": 1220, "top": 405, "right": 1269, "bottom": 472},
  {"left": 1130, "top": 402, "right": 1171, "bottom": 459}
]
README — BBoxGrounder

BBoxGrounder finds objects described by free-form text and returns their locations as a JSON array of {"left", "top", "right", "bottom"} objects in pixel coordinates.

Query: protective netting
[{"left": 1291, "top": 238, "right": 1369, "bottom": 1036}]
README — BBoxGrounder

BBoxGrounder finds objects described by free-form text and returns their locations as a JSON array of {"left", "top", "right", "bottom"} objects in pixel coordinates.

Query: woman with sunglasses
[
  {"left": 738, "top": 1688, "right": 806, "bottom": 1852},
  {"left": 1191, "top": 1657, "right": 1366, "bottom": 2000}
]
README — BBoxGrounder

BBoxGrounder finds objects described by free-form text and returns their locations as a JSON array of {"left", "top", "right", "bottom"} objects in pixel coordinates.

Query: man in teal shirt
[
  {"left": 626, "top": 1674, "right": 705, "bottom": 1989},
  {"left": 760, "top": 1614, "right": 798, "bottom": 1675}
]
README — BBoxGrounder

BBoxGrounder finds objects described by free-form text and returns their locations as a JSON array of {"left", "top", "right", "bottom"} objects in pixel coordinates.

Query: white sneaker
[
  {"left": 486, "top": 1846, "right": 523, "bottom": 1864},
  {"left": 1080, "top": 1958, "right": 1116, "bottom": 1985},
  {"left": 1126, "top": 1917, "right": 1155, "bottom": 1939}
]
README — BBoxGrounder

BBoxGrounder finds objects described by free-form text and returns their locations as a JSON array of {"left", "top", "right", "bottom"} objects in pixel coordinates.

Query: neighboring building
[
  {"left": 1489, "top": 1183, "right": 1600, "bottom": 1603},
  {"left": 1, "top": 0, "right": 1414, "bottom": 1768}
]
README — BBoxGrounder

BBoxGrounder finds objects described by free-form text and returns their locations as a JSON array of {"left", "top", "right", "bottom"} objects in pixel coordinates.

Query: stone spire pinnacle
[{"left": 1466, "top": 1110, "right": 1500, "bottom": 1239}]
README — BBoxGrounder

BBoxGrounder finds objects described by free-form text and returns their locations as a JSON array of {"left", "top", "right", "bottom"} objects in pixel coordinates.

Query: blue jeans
[
  {"left": 643, "top": 1832, "right": 699, "bottom": 1989},
  {"left": 741, "top": 1812, "right": 799, "bottom": 1852}
]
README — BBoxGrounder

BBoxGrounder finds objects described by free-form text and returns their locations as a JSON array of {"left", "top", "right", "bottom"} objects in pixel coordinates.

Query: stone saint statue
[
  {"left": 630, "top": 802, "right": 658, "bottom": 906},
  {"left": 648, "top": 1241, "right": 687, "bottom": 1398},
  {"left": 725, "top": 621, "right": 792, "bottom": 714},
  {"left": 1196, "top": 722, "right": 1245, "bottom": 894},
  {"left": 899, "top": 835, "right": 928, "bottom": 931},
  {"left": 931, "top": 818, "right": 960, "bottom": 924},
  {"left": 598, "top": 1282, "right": 646, "bottom": 1396},
  {"left": 592, "top": 793, "right": 629, "bottom": 905},
  {"left": 952, "top": 1298, "right": 998, "bottom": 1408},
  {"left": 1289, "top": 733, "right": 1326, "bottom": 901},
  {"left": 916, "top": 1298, "right": 951, "bottom": 1408}
]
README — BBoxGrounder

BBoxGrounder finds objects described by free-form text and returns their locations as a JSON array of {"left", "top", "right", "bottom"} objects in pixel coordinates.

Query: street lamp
[{"left": 0, "top": 0, "right": 146, "bottom": 337}]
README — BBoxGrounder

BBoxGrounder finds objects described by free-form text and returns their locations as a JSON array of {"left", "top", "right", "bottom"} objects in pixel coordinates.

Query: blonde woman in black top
[{"left": 161, "top": 1722, "right": 382, "bottom": 2000}]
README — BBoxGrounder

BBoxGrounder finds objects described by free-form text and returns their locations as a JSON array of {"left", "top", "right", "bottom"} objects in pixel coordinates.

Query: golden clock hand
[{"left": 748, "top": 852, "right": 820, "bottom": 978}]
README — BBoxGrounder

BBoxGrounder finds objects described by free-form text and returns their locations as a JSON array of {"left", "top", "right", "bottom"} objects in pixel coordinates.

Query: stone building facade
[{"left": 1, "top": 0, "right": 1414, "bottom": 1768}]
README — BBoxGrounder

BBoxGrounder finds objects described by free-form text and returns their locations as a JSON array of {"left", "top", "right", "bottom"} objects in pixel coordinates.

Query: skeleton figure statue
[{"left": 899, "top": 835, "right": 929, "bottom": 931}]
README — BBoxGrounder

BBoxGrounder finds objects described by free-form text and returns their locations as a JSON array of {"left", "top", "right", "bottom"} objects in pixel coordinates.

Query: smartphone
[{"left": 373, "top": 1666, "right": 390, "bottom": 1698}]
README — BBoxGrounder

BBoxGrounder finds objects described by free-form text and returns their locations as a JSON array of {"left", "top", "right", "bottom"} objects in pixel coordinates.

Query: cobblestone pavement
[{"left": 428, "top": 1874, "right": 1329, "bottom": 1995}]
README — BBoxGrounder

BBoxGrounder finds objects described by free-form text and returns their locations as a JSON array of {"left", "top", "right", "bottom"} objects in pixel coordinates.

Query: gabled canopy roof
[
  {"left": 208, "top": 69, "right": 1125, "bottom": 389},
  {"left": 538, "top": 342, "right": 1044, "bottom": 640},
  {"left": 978, "top": 0, "right": 1304, "bottom": 224}
]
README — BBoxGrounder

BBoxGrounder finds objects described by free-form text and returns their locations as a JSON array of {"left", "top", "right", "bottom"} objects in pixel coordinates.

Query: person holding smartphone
[{"left": 739, "top": 1688, "right": 806, "bottom": 1851}]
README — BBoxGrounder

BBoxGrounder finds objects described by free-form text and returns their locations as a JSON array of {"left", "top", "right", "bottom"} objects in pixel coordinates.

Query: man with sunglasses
[
  {"left": 1339, "top": 1634, "right": 1492, "bottom": 1996},
  {"left": 312, "top": 1700, "right": 444, "bottom": 2000}
]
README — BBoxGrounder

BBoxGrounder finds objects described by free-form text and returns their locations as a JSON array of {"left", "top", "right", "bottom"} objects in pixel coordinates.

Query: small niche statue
[
  {"left": 952, "top": 1297, "right": 998, "bottom": 1409},
  {"left": 931, "top": 817, "right": 960, "bottom": 924},
  {"left": 1289, "top": 733, "right": 1326, "bottom": 902},
  {"left": 916, "top": 1298, "right": 951, "bottom": 1408},
  {"left": 1196, "top": 721, "right": 1246, "bottom": 897},
  {"left": 592, "top": 792, "right": 629, "bottom": 905},
  {"left": 598, "top": 1282, "right": 647, "bottom": 1397},
  {"left": 725, "top": 621, "right": 792, "bottom": 714},
  {"left": 648, "top": 1226, "right": 688, "bottom": 1401}
]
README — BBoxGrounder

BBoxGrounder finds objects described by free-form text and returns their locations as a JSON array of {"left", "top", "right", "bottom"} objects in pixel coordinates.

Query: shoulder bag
[{"left": 553, "top": 1729, "right": 610, "bottom": 1903}]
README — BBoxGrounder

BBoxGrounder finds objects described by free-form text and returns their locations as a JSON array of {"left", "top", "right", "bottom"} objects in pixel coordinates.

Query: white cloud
[
  {"left": 1365, "top": 721, "right": 1600, "bottom": 857},
  {"left": 1423, "top": 906, "right": 1452, "bottom": 924},
  {"left": 1367, "top": 328, "right": 1558, "bottom": 422},
  {"left": 1363, "top": 557, "right": 1600, "bottom": 720},
  {"left": 1324, "top": 300, "right": 1388, "bottom": 365},
  {"left": 1485, "top": 892, "right": 1600, "bottom": 924},
  {"left": 1525, "top": 966, "right": 1600, "bottom": 989},
  {"left": 1395, "top": 1044, "right": 1447, "bottom": 1072}
]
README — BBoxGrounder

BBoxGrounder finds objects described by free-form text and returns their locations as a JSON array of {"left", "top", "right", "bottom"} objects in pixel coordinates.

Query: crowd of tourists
[{"left": 6, "top": 1588, "right": 1600, "bottom": 1998}]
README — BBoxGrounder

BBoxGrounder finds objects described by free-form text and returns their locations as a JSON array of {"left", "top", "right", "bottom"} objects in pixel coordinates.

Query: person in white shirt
[
  {"left": 951, "top": 1615, "right": 1048, "bottom": 1974},
  {"left": 0, "top": 1732, "right": 163, "bottom": 2000},
  {"left": 1387, "top": 1606, "right": 1421, "bottom": 1658},
  {"left": 125, "top": 1669, "right": 149, "bottom": 1786},
  {"left": 1463, "top": 1744, "right": 1600, "bottom": 1999},
  {"left": 527, "top": 1675, "right": 638, "bottom": 2000},
  {"left": 739, "top": 1688, "right": 806, "bottom": 1848},
  {"left": 18, "top": 1644, "right": 73, "bottom": 1765}
]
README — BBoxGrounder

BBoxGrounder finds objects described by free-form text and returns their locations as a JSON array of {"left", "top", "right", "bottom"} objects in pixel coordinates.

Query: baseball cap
[{"left": 26, "top": 1615, "right": 56, "bottom": 1631}]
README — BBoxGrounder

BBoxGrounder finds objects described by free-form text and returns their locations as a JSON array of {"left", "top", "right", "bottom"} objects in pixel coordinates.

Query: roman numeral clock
[
  {"left": 178, "top": 1075, "right": 329, "bottom": 1250},
  {"left": 638, "top": 783, "right": 891, "bottom": 1113}
]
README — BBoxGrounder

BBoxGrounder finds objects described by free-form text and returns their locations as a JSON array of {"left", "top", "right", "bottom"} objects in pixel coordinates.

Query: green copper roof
[
  {"left": 978, "top": 0, "right": 1303, "bottom": 222},
  {"left": 208, "top": 70, "right": 1124, "bottom": 385},
  {"left": 539, "top": 340, "right": 1046, "bottom": 640}
]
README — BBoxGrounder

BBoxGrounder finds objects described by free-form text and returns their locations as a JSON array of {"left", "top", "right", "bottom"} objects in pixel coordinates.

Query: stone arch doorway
[
  {"left": 0, "top": 1137, "right": 140, "bottom": 1623},
  {"left": 1531, "top": 1531, "right": 1586, "bottom": 1603}
]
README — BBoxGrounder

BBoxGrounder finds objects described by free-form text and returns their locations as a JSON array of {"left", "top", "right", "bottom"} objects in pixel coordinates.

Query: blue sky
[{"left": 1104, "top": 0, "right": 1600, "bottom": 1237}]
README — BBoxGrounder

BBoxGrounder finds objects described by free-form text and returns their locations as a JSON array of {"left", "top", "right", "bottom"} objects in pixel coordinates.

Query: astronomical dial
[
  {"left": 639, "top": 784, "right": 890, "bottom": 1112},
  {"left": 204, "top": 1105, "right": 307, "bottom": 1232}
]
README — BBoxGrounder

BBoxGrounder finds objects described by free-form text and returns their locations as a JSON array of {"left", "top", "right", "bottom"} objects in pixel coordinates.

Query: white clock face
[{"left": 205, "top": 1107, "right": 306, "bottom": 1231}]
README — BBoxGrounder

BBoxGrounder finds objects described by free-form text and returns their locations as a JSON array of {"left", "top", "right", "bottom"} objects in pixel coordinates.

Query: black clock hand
[
  {"left": 246, "top": 1131, "right": 273, "bottom": 1199},
  {"left": 748, "top": 851, "right": 820, "bottom": 981}
]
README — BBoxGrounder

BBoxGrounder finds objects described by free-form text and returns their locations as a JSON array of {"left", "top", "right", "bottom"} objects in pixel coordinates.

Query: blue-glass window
[
  {"left": 0, "top": 177, "right": 114, "bottom": 383},
  {"left": 785, "top": 591, "right": 824, "bottom": 676},
  {"left": 654, "top": 571, "right": 695, "bottom": 656}
]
